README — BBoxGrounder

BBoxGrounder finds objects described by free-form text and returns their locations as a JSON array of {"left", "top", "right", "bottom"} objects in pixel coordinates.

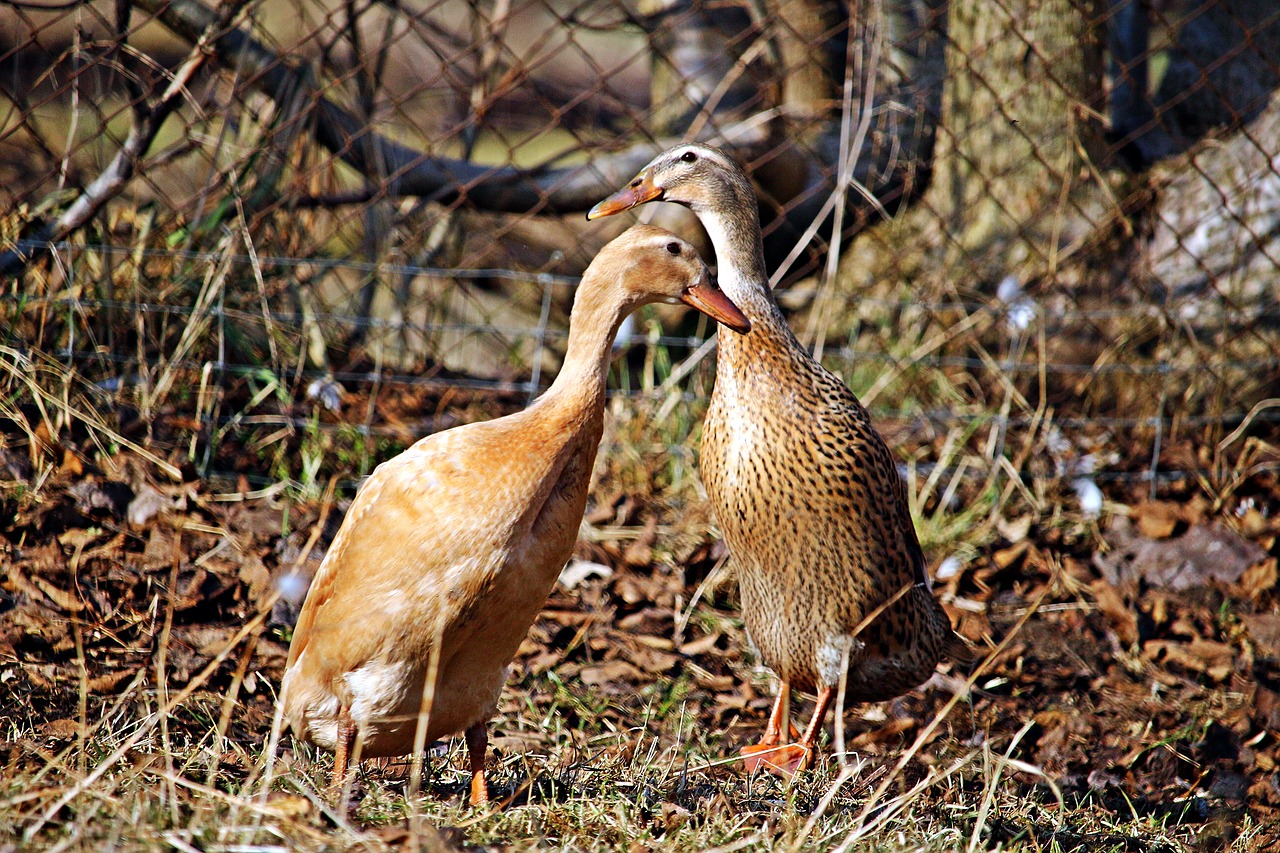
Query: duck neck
[
  {"left": 693, "top": 196, "right": 798, "bottom": 352},
  {"left": 536, "top": 279, "right": 625, "bottom": 423}
]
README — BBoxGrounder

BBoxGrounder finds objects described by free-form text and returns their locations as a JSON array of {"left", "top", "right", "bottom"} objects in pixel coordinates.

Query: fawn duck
[{"left": 280, "top": 224, "right": 749, "bottom": 804}]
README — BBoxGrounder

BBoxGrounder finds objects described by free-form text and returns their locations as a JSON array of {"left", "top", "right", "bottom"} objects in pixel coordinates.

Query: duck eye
[
  {"left": 665, "top": 242, "right": 681, "bottom": 255},
  {"left": 680, "top": 151, "right": 697, "bottom": 163}
]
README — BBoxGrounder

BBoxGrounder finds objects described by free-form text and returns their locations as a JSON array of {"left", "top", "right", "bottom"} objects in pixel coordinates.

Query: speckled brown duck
[
  {"left": 589, "top": 144, "right": 972, "bottom": 776},
  {"left": 280, "top": 224, "right": 749, "bottom": 806}
]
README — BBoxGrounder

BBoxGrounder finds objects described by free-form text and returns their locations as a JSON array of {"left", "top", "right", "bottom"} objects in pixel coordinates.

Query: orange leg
[
  {"left": 464, "top": 723, "right": 490, "bottom": 807},
  {"left": 762, "top": 682, "right": 792, "bottom": 745},
  {"left": 742, "top": 686, "right": 836, "bottom": 777},
  {"left": 740, "top": 682, "right": 800, "bottom": 773},
  {"left": 791, "top": 686, "right": 837, "bottom": 773},
  {"left": 331, "top": 706, "right": 356, "bottom": 790}
]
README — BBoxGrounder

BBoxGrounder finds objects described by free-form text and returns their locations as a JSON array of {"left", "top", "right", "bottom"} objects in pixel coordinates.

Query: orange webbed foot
[{"left": 739, "top": 742, "right": 810, "bottom": 778}]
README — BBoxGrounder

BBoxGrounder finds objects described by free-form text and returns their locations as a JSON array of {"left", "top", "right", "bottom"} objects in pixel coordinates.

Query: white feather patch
[
  {"left": 344, "top": 659, "right": 409, "bottom": 724},
  {"left": 817, "top": 633, "right": 860, "bottom": 688}
]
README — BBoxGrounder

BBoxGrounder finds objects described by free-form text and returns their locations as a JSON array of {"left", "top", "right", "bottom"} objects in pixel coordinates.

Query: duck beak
[
  {"left": 587, "top": 170, "right": 664, "bottom": 220},
  {"left": 681, "top": 269, "right": 751, "bottom": 334}
]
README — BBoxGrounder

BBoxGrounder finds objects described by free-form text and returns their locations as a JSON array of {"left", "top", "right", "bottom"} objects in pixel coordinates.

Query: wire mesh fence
[{"left": 3, "top": 0, "right": 1280, "bottom": 516}]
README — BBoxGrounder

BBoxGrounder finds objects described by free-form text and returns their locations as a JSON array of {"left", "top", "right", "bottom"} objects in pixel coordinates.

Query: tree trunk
[{"left": 927, "top": 0, "right": 1107, "bottom": 275}]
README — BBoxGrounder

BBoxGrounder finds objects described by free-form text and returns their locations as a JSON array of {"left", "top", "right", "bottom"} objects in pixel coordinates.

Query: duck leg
[
  {"left": 464, "top": 722, "right": 490, "bottom": 806},
  {"left": 330, "top": 706, "right": 356, "bottom": 790},
  {"left": 740, "top": 682, "right": 802, "bottom": 773},
  {"left": 743, "top": 686, "right": 836, "bottom": 777}
]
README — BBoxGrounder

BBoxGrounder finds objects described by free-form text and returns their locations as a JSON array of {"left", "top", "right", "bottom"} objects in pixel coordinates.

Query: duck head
[
  {"left": 598, "top": 224, "right": 750, "bottom": 333},
  {"left": 587, "top": 144, "right": 751, "bottom": 220}
]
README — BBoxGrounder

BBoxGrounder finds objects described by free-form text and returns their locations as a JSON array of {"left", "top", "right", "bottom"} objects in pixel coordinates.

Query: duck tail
[{"left": 944, "top": 631, "right": 981, "bottom": 667}]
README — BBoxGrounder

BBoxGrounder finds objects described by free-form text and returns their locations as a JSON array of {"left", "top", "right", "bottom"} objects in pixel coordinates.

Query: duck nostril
[{"left": 630, "top": 179, "right": 641, "bottom": 188}]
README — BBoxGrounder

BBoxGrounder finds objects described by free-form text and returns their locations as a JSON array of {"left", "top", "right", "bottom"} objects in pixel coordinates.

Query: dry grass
[
  {"left": 2, "top": 309, "right": 1273, "bottom": 850},
  {"left": 0, "top": 641, "right": 1251, "bottom": 852},
  {"left": 4, "top": 81, "right": 1280, "bottom": 852}
]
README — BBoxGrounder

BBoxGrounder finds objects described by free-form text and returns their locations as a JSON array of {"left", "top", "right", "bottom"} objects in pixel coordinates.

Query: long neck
[
  {"left": 535, "top": 276, "right": 627, "bottom": 422},
  {"left": 695, "top": 179, "right": 801, "bottom": 353}
]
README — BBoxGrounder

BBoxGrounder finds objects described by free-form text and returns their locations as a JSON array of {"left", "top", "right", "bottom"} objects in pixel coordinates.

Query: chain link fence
[{"left": 2, "top": 0, "right": 1279, "bottom": 517}]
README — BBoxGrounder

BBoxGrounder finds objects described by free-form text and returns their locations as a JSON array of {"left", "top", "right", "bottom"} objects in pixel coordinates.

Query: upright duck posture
[
  {"left": 281, "top": 224, "right": 750, "bottom": 805},
  {"left": 589, "top": 145, "right": 970, "bottom": 775}
]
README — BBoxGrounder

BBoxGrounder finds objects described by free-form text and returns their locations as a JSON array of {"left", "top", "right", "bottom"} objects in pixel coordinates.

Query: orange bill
[
  {"left": 681, "top": 269, "right": 750, "bottom": 334},
  {"left": 587, "top": 170, "right": 663, "bottom": 220}
]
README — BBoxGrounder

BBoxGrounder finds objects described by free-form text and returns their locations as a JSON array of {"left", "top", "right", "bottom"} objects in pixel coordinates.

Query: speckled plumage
[
  {"left": 589, "top": 145, "right": 971, "bottom": 772},
  {"left": 279, "top": 224, "right": 749, "bottom": 803}
]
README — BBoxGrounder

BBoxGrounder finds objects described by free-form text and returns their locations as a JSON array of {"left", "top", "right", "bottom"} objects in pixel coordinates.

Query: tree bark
[
  {"left": 635, "top": 0, "right": 949, "bottom": 280},
  {"left": 927, "top": 0, "right": 1107, "bottom": 273}
]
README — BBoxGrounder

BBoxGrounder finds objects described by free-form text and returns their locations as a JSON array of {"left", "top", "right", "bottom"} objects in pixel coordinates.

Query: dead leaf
[
  {"left": 679, "top": 633, "right": 722, "bottom": 656},
  {"left": 622, "top": 517, "right": 658, "bottom": 567},
  {"left": 848, "top": 716, "right": 916, "bottom": 751},
  {"left": 616, "top": 607, "right": 673, "bottom": 633},
  {"left": 631, "top": 634, "right": 674, "bottom": 651},
  {"left": 1133, "top": 501, "right": 1183, "bottom": 539},
  {"left": 579, "top": 660, "right": 646, "bottom": 687},
  {"left": 1144, "top": 638, "right": 1236, "bottom": 681},
  {"left": 1244, "top": 614, "right": 1280, "bottom": 658},
  {"left": 660, "top": 802, "right": 691, "bottom": 832},
  {"left": 992, "top": 540, "right": 1030, "bottom": 569},
  {"left": 1089, "top": 579, "right": 1138, "bottom": 647},
  {"left": 173, "top": 625, "right": 242, "bottom": 658},
  {"left": 237, "top": 553, "right": 272, "bottom": 604},
  {"left": 31, "top": 420, "right": 58, "bottom": 466},
  {"left": 30, "top": 576, "right": 83, "bottom": 612},
  {"left": 37, "top": 718, "right": 83, "bottom": 740},
  {"left": 1239, "top": 558, "right": 1278, "bottom": 599},
  {"left": 693, "top": 670, "right": 735, "bottom": 691},
  {"left": 260, "top": 794, "right": 311, "bottom": 818},
  {"left": 1096, "top": 518, "right": 1266, "bottom": 590},
  {"left": 141, "top": 526, "right": 178, "bottom": 568},
  {"left": 88, "top": 668, "right": 139, "bottom": 693},
  {"left": 623, "top": 644, "right": 680, "bottom": 674},
  {"left": 59, "top": 448, "right": 82, "bottom": 476}
]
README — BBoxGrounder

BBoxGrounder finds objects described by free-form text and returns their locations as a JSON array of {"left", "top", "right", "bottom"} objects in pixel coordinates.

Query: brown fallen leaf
[
  {"left": 616, "top": 607, "right": 674, "bottom": 633},
  {"left": 38, "top": 718, "right": 83, "bottom": 740},
  {"left": 1144, "top": 638, "right": 1236, "bottom": 681},
  {"left": 692, "top": 669, "right": 735, "bottom": 691},
  {"left": 238, "top": 553, "right": 272, "bottom": 604},
  {"left": 1244, "top": 613, "right": 1280, "bottom": 658},
  {"left": 1090, "top": 579, "right": 1138, "bottom": 647},
  {"left": 679, "top": 633, "right": 722, "bottom": 656},
  {"left": 59, "top": 448, "right": 83, "bottom": 477},
  {"left": 1096, "top": 518, "right": 1266, "bottom": 590},
  {"left": 622, "top": 517, "right": 658, "bottom": 568},
  {"left": 623, "top": 643, "right": 681, "bottom": 674},
  {"left": 29, "top": 576, "right": 84, "bottom": 613},
  {"left": 579, "top": 659, "right": 647, "bottom": 687},
  {"left": 260, "top": 794, "right": 312, "bottom": 819},
  {"left": 992, "top": 540, "right": 1030, "bottom": 569},
  {"left": 173, "top": 624, "right": 242, "bottom": 658},
  {"left": 847, "top": 716, "right": 917, "bottom": 751},
  {"left": 631, "top": 634, "right": 675, "bottom": 651},
  {"left": 1133, "top": 500, "right": 1183, "bottom": 539},
  {"left": 1239, "top": 558, "right": 1278, "bottom": 599},
  {"left": 88, "top": 668, "right": 139, "bottom": 694}
]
